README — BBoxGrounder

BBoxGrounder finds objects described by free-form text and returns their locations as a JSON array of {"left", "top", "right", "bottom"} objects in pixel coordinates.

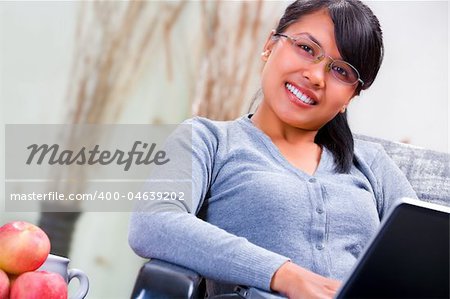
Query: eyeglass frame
[{"left": 273, "top": 32, "right": 365, "bottom": 87}]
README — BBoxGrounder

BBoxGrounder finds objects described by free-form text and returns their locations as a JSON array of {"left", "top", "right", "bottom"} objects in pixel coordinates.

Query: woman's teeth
[{"left": 286, "top": 83, "right": 316, "bottom": 105}]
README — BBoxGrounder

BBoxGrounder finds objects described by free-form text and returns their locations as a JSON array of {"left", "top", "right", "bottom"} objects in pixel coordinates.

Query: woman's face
[{"left": 260, "top": 9, "right": 357, "bottom": 131}]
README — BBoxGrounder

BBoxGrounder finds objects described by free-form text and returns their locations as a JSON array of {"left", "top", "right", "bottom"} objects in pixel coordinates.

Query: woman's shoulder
[
  {"left": 180, "top": 114, "right": 250, "bottom": 140},
  {"left": 353, "top": 136, "right": 388, "bottom": 166},
  {"left": 182, "top": 115, "right": 237, "bottom": 130}
]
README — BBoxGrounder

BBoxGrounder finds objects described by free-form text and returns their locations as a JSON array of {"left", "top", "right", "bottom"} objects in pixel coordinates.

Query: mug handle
[{"left": 68, "top": 268, "right": 89, "bottom": 299}]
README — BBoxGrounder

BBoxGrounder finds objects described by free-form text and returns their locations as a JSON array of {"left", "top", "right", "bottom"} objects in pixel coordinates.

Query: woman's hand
[{"left": 270, "top": 261, "right": 341, "bottom": 299}]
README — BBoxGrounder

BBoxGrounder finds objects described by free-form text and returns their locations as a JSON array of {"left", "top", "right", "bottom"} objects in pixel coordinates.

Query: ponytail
[{"left": 315, "top": 112, "right": 354, "bottom": 173}]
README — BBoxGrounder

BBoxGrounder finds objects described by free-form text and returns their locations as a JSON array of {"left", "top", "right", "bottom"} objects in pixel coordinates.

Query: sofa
[{"left": 130, "top": 135, "right": 450, "bottom": 299}]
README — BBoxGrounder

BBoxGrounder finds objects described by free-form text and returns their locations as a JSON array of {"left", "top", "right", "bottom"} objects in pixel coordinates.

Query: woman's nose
[{"left": 302, "top": 60, "right": 328, "bottom": 89}]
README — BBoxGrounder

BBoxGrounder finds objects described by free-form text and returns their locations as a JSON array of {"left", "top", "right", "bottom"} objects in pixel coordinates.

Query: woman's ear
[
  {"left": 261, "top": 29, "right": 276, "bottom": 62},
  {"left": 341, "top": 97, "right": 356, "bottom": 113},
  {"left": 352, "top": 88, "right": 361, "bottom": 97},
  {"left": 347, "top": 97, "right": 356, "bottom": 107}
]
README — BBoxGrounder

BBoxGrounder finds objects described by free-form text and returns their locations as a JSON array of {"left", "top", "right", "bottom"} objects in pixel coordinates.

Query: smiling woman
[
  {"left": 128, "top": 1, "right": 417, "bottom": 298},
  {"left": 253, "top": 2, "right": 383, "bottom": 175}
]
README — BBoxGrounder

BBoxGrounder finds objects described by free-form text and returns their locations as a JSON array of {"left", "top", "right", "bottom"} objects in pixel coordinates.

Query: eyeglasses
[{"left": 274, "top": 33, "right": 364, "bottom": 86}]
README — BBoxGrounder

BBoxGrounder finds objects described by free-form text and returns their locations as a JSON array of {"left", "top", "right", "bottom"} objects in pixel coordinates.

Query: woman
[{"left": 129, "top": 0, "right": 417, "bottom": 298}]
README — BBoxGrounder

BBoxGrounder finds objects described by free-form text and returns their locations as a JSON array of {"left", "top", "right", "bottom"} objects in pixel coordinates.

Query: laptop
[
  {"left": 335, "top": 197, "right": 450, "bottom": 298},
  {"left": 244, "top": 197, "right": 450, "bottom": 299}
]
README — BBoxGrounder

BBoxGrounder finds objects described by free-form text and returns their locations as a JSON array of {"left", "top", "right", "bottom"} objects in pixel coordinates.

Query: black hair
[{"left": 274, "top": 0, "right": 384, "bottom": 173}]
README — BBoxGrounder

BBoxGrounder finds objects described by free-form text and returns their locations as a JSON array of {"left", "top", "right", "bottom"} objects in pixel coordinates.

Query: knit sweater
[{"left": 128, "top": 114, "right": 417, "bottom": 294}]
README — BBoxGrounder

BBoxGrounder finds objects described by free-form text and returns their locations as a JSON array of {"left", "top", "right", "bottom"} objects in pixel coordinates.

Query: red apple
[
  {"left": 0, "top": 269, "right": 9, "bottom": 299},
  {"left": 0, "top": 221, "right": 51, "bottom": 274},
  {"left": 10, "top": 271, "right": 67, "bottom": 299},
  {"left": 8, "top": 273, "right": 18, "bottom": 289}
]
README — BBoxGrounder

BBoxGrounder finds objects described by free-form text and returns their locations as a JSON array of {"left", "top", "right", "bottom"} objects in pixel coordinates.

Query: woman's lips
[{"left": 285, "top": 82, "right": 318, "bottom": 107}]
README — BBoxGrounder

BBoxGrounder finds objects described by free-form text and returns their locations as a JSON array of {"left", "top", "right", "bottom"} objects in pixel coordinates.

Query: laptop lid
[{"left": 335, "top": 197, "right": 450, "bottom": 299}]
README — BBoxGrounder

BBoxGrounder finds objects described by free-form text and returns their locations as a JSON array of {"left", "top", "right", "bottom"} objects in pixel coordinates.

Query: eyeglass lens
[{"left": 292, "top": 37, "right": 359, "bottom": 85}]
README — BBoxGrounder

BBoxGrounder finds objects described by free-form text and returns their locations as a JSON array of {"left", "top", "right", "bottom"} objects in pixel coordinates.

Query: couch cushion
[{"left": 355, "top": 135, "right": 449, "bottom": 207}]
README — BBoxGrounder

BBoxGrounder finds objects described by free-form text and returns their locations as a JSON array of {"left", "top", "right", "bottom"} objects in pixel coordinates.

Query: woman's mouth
[{"left": 285, "top": 83, "right": 317, "bottom": 106}]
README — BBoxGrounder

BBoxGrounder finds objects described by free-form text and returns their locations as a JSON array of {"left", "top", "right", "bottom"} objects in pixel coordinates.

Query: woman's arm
[
  {"left": 369, "top": 145, "right": 418, "bottom": 219},
  {"left": 128, "top": 119, "right": 289, "bottom": 291}
]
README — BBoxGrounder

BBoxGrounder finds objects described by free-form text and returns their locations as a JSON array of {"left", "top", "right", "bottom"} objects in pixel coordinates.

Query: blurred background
[{"left": 0, "top": 1, "right": 448, "bottom": 298}]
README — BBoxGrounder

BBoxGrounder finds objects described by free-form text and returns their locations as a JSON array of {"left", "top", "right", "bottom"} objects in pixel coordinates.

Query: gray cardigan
[{"left": 129, "top": 115, "right": 421, "bottom": 294}]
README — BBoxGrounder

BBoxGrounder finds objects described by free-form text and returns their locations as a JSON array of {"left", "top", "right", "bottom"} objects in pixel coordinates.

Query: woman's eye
[
  {"left": 332, "top": 65, "right": 348, "bottom": 77},
  {"left": 297, "top": 44, "right": 315, "bottom": 56}
]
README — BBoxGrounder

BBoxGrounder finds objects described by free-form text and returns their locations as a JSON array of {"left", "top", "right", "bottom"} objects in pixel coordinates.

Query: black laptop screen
[{"left": 336, "top": 201, "right": 450, "bottom": 299}]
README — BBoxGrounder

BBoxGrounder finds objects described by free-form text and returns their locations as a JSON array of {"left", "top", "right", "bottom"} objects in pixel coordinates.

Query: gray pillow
[{"left": 355, "top": 135, "right": 449, "bottom": 207}]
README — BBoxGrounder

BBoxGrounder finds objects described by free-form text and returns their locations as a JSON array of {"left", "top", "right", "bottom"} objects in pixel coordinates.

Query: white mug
[{"left": 38, "top": 254, "right": 89, "bottom": 299}]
